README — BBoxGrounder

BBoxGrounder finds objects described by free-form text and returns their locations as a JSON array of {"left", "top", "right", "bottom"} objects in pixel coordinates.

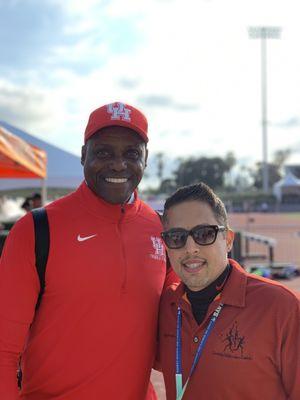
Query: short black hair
[
  {"left": 21, "top": 199, "right": 31, "bottom": 210},
  {"left": 163, "top": 182, "right": 228, "bottom": 228},
  {"left": 31, "top": 193, "right": 41, "bottom": 200}
]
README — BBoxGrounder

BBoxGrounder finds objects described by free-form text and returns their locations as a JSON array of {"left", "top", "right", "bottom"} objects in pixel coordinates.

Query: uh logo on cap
[{"left": 107, "top": 102, "right": 132, "bottom": 122}]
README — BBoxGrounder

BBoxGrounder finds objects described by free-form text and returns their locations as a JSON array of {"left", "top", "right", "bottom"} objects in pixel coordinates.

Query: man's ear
[
  {"left": 81, "top": 145, "right": 86, "bottom": 166},
  {"left": 226, "top": 229, "right": 235, "bottom": 252}
]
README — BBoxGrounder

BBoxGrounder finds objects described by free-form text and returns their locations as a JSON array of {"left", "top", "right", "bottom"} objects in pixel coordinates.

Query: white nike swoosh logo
[{"left": 77, "top": 234, "right": 97, "bottom": 242}]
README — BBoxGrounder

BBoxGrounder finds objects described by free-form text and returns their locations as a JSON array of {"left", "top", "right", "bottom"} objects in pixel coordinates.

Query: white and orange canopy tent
[{"left": 0, "top": 125, "right": 47, "bottom": 202}]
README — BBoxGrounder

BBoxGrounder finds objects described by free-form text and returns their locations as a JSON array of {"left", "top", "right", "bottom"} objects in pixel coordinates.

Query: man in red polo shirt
[
  {"left": 0, "top": 102, "right": 175, "bottom": 399},
  {"left": 159, "top": 182, "right": 300, "bottom": 400}
]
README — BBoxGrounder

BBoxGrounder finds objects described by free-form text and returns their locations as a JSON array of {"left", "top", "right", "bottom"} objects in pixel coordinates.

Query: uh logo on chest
[{"left": 149, "top": 236, "right": 166, "bottom": 262}]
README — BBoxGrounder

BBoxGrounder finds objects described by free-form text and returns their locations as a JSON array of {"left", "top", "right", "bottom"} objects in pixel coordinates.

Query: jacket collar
[{"left": 76, "top": 181, "right": 141, "bottom": 222}]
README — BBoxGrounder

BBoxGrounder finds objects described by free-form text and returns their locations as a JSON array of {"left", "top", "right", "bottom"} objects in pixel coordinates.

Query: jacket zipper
[{"left": 118, "top": 205, "right": 128, "bottom": 292}]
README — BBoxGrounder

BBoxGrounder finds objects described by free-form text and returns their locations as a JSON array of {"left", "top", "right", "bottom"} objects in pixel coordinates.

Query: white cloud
[{"left": 0, "top": 0, "right": 299, "bottom": 167}]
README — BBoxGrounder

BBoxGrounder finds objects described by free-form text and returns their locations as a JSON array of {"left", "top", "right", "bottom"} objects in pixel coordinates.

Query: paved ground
[
  {"left": 151, "top": 276, "right": 300, "bottom": 399},
  {"left": 278, "top": 275, "right": 300, "bottom": 291}
]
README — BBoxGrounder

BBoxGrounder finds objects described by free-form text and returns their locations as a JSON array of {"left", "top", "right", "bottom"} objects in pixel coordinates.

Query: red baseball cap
[{"left": 84, "top": 102, "right": 148, "bottom": 143}]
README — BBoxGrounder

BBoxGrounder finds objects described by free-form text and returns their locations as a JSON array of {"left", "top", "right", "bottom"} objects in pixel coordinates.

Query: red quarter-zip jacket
[{"left": 0, "top": 182, "right": 170, "bottom": 399}]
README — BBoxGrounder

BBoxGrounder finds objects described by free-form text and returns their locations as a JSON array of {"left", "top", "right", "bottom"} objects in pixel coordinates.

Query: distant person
[
  {"left": 0, "top": 102, "right": 176, "bottom": 399},
  {"left": 159, "top": 182, "right": 300, "bottom": 400},
  {"left": 21, "top": 197, "right": 32, "bottom": 213},
  {"left": 31, "top": 192, "right": 42, "bottom": 209},
  {"left": 261, "top": 201, "right": 269, "bottom": 213}
]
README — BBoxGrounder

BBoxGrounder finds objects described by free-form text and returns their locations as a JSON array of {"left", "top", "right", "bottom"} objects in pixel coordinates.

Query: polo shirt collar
[
  {"left": 170, "top": 258, "right": 247, "bottom": 309},
  {"left": 220, "top": 259, "right": 247, "bottom": 308}
]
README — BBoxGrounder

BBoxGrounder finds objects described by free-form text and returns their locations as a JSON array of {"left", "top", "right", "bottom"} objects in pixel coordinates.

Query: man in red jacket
[
  {"left": 0, "top": 102, "right": 173, "bottom": 399},
  {"left": 159, "top": 182, "right": 300, "bottom": 400}
]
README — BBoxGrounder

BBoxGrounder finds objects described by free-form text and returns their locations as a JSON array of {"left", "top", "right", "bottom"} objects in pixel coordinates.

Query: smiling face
[
  {"left": 81, "top": 126, "right": 148, "bottom": 204},
  {"left": 164, "top": 200, "right": 234, "bottom": 291}
]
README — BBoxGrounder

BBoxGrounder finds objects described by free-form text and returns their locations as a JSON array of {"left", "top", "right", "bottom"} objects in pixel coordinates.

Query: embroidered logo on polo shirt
[
  {"left": 150, "top": 236, "right": 166, "bottom": 261},
  {"left": 213, "top": 321, "right": 252, "bottom": 360}
]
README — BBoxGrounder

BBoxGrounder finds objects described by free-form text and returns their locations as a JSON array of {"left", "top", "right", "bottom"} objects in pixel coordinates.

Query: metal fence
[{"left": 232, "top": 223, "right": 300, "bottom": 267}]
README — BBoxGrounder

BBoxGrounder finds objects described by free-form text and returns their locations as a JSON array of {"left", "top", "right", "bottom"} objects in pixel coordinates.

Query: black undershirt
[{"left": 186, "top": 264, "right": 232, "bottom": 325}]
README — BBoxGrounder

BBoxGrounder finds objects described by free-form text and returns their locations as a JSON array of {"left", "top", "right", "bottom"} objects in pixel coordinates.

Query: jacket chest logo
[
  {"left": 150, "top": 236, "right": 166, "bottom": 262},
  {"left": 77, "top": 234, "right": 97, "bottom": 242}
]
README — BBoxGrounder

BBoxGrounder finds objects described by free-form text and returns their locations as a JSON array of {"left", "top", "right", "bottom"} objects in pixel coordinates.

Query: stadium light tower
[{"left": 248, "top": 26, "right": 281, "bottom": 193}]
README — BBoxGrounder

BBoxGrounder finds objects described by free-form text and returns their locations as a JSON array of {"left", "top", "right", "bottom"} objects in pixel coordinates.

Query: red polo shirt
[{"left": 159, "top": 259, "right": 300, "bottom": 400}]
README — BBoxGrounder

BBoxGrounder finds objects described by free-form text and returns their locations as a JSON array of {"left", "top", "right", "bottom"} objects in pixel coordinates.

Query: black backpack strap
[
  {"left": 17, "top": 207, "right": 50, "bottom": 388},
  {"left": 31, "top": 207, "right": 49, "bottom": 310}
]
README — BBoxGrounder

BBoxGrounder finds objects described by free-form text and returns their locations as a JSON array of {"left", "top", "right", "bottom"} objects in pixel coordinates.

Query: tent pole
[{"left": 41, "top": 179, "right": 47, "bottom": 206}]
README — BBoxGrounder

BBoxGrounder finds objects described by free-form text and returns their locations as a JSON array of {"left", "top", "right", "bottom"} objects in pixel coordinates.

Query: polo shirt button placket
[{"left": 190, "top": 334, "right": 200, "bottom": 362}]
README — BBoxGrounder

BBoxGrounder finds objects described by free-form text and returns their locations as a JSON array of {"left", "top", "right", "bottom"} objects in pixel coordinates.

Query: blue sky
[{"left": 0, "top": 0, "right": 300, "bottom": 185}]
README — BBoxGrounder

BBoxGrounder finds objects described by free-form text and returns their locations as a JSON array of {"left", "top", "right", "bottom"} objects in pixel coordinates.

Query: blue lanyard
[{"left": 175, "top": 302, "right": 224, "bottom": 400}]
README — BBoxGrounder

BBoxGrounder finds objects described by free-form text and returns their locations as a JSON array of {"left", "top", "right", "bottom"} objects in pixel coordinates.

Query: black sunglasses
[{"left": 161, "top": 224, "right": 226, "bottom": 249}]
